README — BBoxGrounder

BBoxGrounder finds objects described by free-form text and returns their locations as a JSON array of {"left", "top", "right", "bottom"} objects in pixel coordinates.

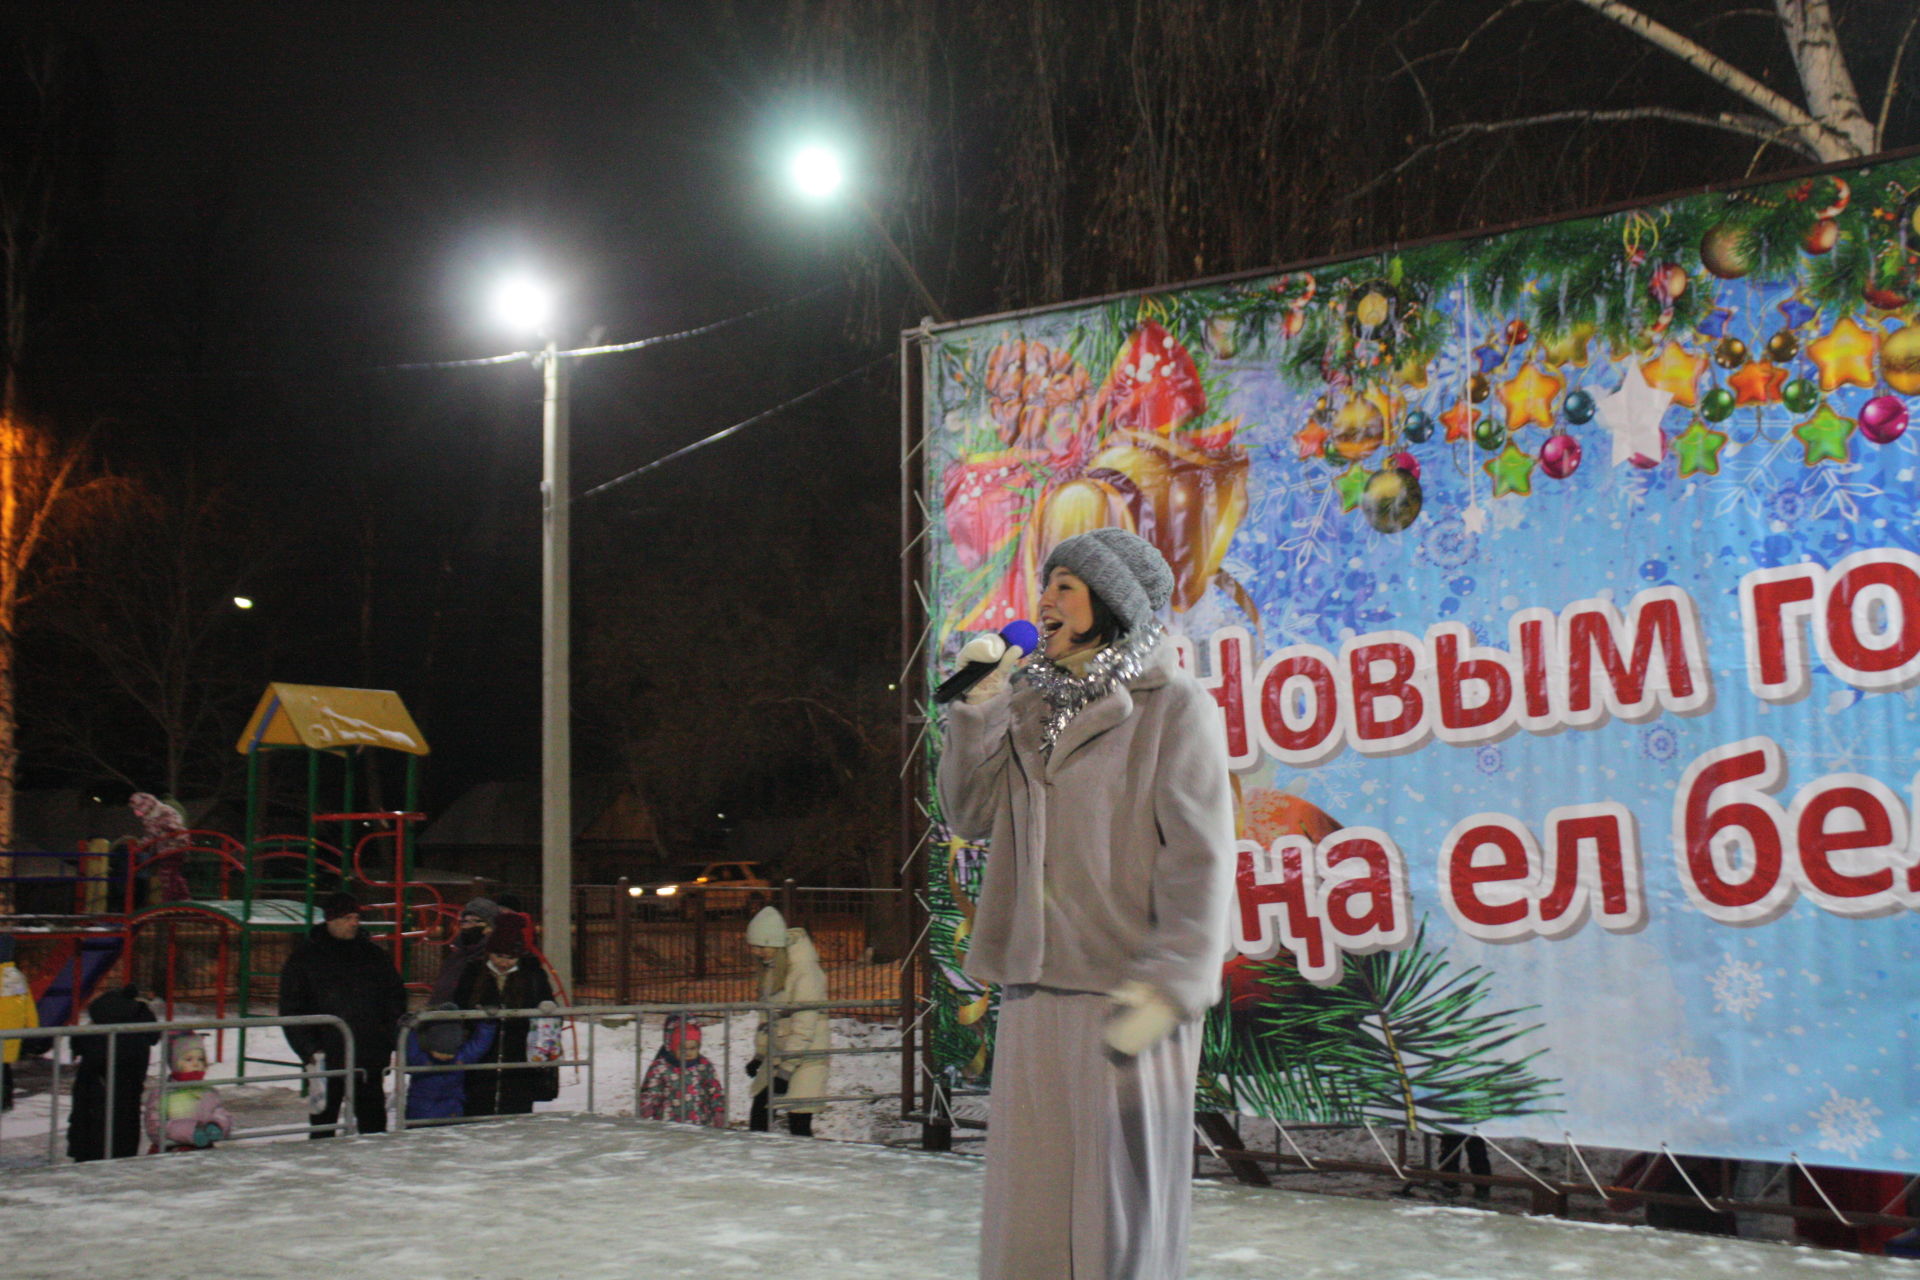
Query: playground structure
[{"left": 0, "top": 683, "right": 495, "bottom": 1071}]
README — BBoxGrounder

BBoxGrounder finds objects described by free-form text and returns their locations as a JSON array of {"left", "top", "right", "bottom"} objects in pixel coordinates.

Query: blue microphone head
[{"left": 1000, "top": 620, "right": 1040, "bottom": 658}]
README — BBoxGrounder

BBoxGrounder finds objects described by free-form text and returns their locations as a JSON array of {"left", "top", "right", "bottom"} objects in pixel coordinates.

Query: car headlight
[{"left": 657, "top": 884, "right": 678, "bottom": 897}]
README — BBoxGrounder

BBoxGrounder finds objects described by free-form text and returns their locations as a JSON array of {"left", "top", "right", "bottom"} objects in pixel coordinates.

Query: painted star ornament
[{"left": 1595, "top": 363, "right": 1674, "bottom": 467}]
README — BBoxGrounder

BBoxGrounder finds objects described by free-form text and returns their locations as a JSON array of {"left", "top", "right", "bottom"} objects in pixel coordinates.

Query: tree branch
[
  {"left": 1879, "top": 4, "right": 1920, "bottom": 148},
  {"left": 1341, "top": 106, "right": 1812, "bottom": 208},
  {"left": 1564, "top": 0, "right": 1836, "bottom": 149}
]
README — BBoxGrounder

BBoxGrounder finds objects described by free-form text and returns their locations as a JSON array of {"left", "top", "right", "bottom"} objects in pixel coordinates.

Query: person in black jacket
[
  {"left": 68, "top": 985, "right": 160, "bottom": 1161},
  {"left": 452, "top": 911, "right": 554, "bottom": 1116},
  {"left": 278, "top": 893, "right": 408, "bottom": 1138}
]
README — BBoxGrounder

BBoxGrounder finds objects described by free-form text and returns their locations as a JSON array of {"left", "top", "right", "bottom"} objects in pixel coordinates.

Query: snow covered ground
[{"left": 3, "top": 1110, "right": 1911, "bottom": 1279}]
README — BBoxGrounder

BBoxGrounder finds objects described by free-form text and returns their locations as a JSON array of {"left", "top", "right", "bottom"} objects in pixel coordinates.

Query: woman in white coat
[
  {"left": 939, "top": 527, "right": 1235, "bottom": 1280},
  {"left": 745, "top": 906, "right": 830, "bottom": 1137}
]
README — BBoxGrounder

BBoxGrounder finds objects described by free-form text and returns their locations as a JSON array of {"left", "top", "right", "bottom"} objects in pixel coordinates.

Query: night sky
[{"left": 6, "top": 2, "right": 896, "bottom": 833}]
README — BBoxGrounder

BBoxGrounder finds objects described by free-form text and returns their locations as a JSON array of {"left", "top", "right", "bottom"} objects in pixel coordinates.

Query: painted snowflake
[
  {"left": 1706, "top": 958, "right": 1770, "bottom": 1021},
  {"left": 1420, "top": 514, "right": 1479, "bottom": 570},
  {"left": 1658, "top": 1055, "right": 1728, "bottom": 1116},
  {"left": 1639, "top": 724, "right": 1679, "bottom": 764},
  {"left": 1811, "top": 1085, "right": 1882, "bottom": 1161},
  {"left": 1474, "top": 744, "right": 1504, "bottom": 776}
]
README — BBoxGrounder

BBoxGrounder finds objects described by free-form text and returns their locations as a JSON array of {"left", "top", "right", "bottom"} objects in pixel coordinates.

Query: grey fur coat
[{"left": 938, "top": 641, "right": 1235, "bottom": 1019}]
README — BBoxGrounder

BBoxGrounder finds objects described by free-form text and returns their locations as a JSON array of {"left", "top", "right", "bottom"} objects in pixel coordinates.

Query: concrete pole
[{"left": 540, "top": 339, "right": 574, "bottom": 994}]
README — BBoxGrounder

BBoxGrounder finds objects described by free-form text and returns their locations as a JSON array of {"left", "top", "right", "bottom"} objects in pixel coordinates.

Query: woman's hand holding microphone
[{"left": 955, "top": 632, "right": 1028, "bottom": 704}]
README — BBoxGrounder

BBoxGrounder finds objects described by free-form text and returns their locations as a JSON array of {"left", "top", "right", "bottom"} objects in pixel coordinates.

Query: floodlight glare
[
  {"left": 232, "top": 596, "right": 254, "bottom": 610},
  {"left": 493, "top": 276, "right": 554, "bottom": 334},
  {"left": 789, "top": 144, "right": 846, "bottom": 200}
]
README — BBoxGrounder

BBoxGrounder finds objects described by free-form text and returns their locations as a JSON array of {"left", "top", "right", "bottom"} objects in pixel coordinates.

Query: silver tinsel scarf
[{"left": 1014, "top": 625, "right": 1163, "bottom": 759}]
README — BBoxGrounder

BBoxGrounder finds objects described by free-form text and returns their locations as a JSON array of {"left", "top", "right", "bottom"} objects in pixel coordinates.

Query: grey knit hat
[
  {"left": 461, "top": 897, "right": 501, "bottom": 922},
  {"left": 420, "top": 1004, "right": 466, "bottom": 1057},
  {"left": 1041, "top": 528, "right": 1174, "bottom": 633}
]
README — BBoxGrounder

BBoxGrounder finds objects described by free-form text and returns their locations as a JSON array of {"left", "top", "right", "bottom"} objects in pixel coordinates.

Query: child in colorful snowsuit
[
  {"left": 403, "top": 1003, "right": 497, "bottom": 1122},
  {"left": 636, "top": 1014, "right": 725, "bottom": 1127},
  {"left": 144, "top": 1032, "right": 234, "bottom": 1152},
  {"left": 0, "top": 935, "right": 37, "bottom": 1112}
]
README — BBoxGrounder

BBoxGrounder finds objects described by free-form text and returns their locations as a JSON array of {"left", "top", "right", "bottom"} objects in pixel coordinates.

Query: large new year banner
[{"left": 921, "top": 152, "right": 1920, "bottom": 1171}]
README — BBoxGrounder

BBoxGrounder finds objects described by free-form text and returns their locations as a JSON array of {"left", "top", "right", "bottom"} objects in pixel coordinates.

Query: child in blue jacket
[{"left": 404, "top": 1004, "right": 496, "bottom": 1122}]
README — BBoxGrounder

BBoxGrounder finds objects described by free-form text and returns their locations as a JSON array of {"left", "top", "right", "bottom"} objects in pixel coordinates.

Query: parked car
[{"left": 627, "top": 861, "right": 771, "bottom": 916}]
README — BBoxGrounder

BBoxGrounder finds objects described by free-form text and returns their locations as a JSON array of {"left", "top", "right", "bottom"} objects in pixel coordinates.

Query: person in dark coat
[
  {"left": 429, "top": 897, "right": 500, "bottom": 1004},
  {"left": 452, "top": 911, "right": 554, "bottom": 1116},
  {"left": 277, "top": 893, "right": 409, "bottom": 1138},
  {"left": 67, "top": 985, "right": 160, "bottom": 1161}
]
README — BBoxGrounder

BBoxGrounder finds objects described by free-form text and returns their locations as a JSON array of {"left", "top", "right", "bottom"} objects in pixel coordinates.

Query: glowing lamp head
[
  {"left": 788, "top": 144, "right": 846, "bottom": 201},
  {"left": 232, "top": 596, "right": 254, "bottom": 610},
  {"left": 492, "top": 276, "right": 554, "bottom": 335}
]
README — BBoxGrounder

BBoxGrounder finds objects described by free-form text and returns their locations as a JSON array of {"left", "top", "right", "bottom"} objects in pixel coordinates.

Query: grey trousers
[{"left": 980, "top": 985, "right": 1201, "bottom": 1280}]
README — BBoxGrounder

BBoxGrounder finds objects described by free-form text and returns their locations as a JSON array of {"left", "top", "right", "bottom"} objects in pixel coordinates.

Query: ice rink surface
[{"left": 4, "top": 1114, "right": 1913, "bottom": 1279}]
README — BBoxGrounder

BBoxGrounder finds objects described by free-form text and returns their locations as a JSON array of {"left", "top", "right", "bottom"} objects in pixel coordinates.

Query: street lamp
[
  {"left": 495, "top": 274, "right": 573, "bottom": 996},
  {"left": 786, "top": 141, "right": 948, "bottom": 323}
]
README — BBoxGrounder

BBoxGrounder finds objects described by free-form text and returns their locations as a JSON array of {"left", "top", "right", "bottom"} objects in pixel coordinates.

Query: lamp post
[
  {"left": 538, "top": 336, "right": 573, "bottom": 996},
  {"left": 788, "top": 143, "right": 948, "bottom": 324},
  {"left": 495, "top": 277, "right": 573, "bottom": 995}
]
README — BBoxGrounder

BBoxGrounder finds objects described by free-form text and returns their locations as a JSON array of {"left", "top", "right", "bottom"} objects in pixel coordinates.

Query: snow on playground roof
[{"left": 235, "top": 683, "right": 429, "bottom": 756}]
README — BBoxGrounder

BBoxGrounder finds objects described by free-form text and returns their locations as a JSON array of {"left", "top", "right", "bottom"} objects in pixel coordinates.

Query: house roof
[{"left": 420, "top": 776, "right": 657, "bottom": 847}]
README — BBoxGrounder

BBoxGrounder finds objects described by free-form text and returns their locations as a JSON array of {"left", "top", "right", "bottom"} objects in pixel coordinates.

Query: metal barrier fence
[
  {"left": 0, "top": 1015, "right": 360, "bottom": 1166},
  {"left": 394, "top": 999, "right": 903, "bottom": 1130},
  {"left": 567, "top": 883, "right": 909, "bottom": 1005}
]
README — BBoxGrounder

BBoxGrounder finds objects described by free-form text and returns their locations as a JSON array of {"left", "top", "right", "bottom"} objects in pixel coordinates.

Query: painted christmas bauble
[
  {"left": 1700, "top": 386, "right": 1737, "bottom": 423},
  {"left": 1540, "top": 432, "right": 1582, "bottom": 479},
  {"left": 1354, "top": 290, "right": 1391, "bottom": 328},
  {"left": 1765, "top": 329, "right": 1800, "bottom": 362},
  {"left": 1802, "top": 218, "right": 1839, "bottom": 254},
  {"left": 1860, "top": 394, "right": 1910, "bottom": 444},
  {"left": 1562, "top": 388, "right": 1596, "bottom": 424},
  {"left": 1361, "top": 466, "right": 1423, "bottom": 534},
  {"left": 1388, "top": 451, "right": 1420, "bottom": 478},
  {"left": 1331, "top": 395, "right": 1387, "bottom": 459},
  {"left": 1323, "top": 436, "right": 1344, "bottom": 463},
  {"left": 1782, "top": 378, "right": 1820, "bottom": 414},
  {"left": 1473, "top": 417, "right": 1505, "bottom": 451},
  {"left": 1883, "top": 324, "right": 1920, "bottom": 395},
  {"left": 1504, "top": 319, "right": 1530, "bottom": 346},
  {"left": 1700, "top": 222, "right": 1756, "bottom": 279},
  {"left": 1402, "top": 409, "right": 1435, "bottom": 443},
  {"left": 1714, "top": 337, "right": 1748, "bottom": 369},
  {"left": 1468, "top": 373, "right": 1491, "bottom": 403}
]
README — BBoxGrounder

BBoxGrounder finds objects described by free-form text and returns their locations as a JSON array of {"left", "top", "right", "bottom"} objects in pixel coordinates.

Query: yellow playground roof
[{"left": 236, "top": 683, "right": 430, "bottom": 756}]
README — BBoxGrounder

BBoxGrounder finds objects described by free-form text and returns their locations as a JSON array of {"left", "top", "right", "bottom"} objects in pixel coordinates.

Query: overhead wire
[
  {"left": 375, "top": 281, "right": 840, "bottom": 372},
  {"left": 577, "top": 351, "right": 896, "bottom": 502}
]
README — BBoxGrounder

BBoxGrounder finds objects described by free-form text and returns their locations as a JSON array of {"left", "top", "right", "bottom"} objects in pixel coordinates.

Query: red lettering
[
  {"left": 1676, "top": 739, "right": 1791, "bottom": 925},
  {"left": 1741, "top": 568, "right": 1818, "bottom": 698},
  {"left": 1443, "top": 819, "right": 1534, "bottom": 936},
  {"left": 1317, "top": 830, "right": 1408, "bottom": 956},
  {"left": 1196, "top": 629, "right": 1253, "bottom": 767},
  {"left": 1257, "top": 648, "right": 1341, "bottom": 763},
  {"left": 1346, "top": 637, "right": 1426, "bottom": 748},
  {"left": 1432, "top": 625, "right": 1514, "bottom": 738},
  {"left": 1793, "top": 780, "right": 1897, "bottom": 903},
  {"left": 1513, "top": 610, "right": 1556, "bottom": 727},
  {"left": 1825, "top": 559, "right": 1920, "bottom": 677},
  {"left": 1235, "top": 838, "right": 1326, "bottom": 978},
  {"left": 1539, "top": 805, "right": 1643, "bottom": 935},
  {"left": 1565, "top": 591, "right": 1703, "bottom": 722}
]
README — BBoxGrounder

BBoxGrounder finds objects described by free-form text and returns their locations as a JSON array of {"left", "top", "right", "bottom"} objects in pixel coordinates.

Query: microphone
[{"left": 934, "top": 620, "right": 1040, "bottom": 704}]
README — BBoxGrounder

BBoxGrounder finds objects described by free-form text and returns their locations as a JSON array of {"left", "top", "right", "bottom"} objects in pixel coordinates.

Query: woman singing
[{"left": 939, "top": 527, "right": 1235, "bottom": 1280}]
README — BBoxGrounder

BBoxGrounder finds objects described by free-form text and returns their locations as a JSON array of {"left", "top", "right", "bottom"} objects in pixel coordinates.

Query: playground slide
[{"left": 30, "top": 935, "right": 125, "bottom": 1027}]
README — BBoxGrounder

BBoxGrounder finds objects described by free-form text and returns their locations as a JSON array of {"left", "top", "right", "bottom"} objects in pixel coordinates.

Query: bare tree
[
  {"left": 0, "top": 25, "right": 121, "bottom": 862},
  {"left": 27, "top": 475, "right": 276, "bottom": 803}
]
